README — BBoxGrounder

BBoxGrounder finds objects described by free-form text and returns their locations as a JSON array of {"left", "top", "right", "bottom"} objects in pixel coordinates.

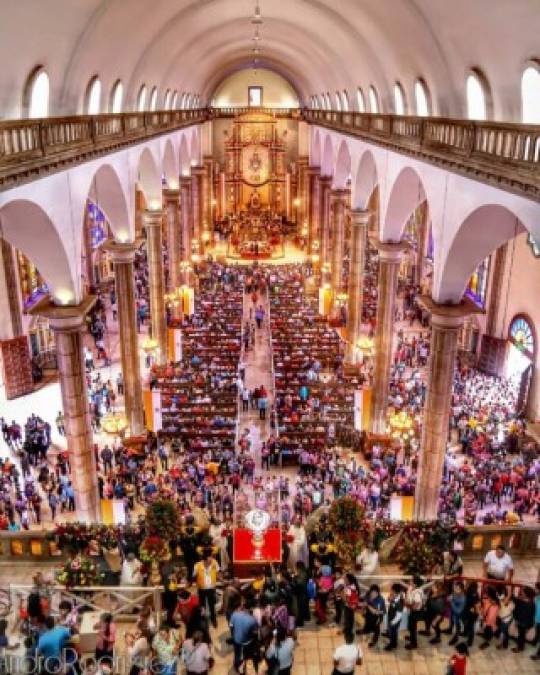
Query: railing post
[{"left": 153, "top": 586, "right": 162, "bottom": 628}]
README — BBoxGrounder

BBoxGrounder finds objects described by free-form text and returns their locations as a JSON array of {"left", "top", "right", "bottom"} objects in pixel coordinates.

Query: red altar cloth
[{"left": 233, "top": 528, "right": 282, "bottom": 563}]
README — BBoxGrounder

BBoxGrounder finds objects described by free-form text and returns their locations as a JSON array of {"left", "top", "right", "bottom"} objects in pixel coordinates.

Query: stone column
[
  {"left": 370, "top": 241, "right": 408, "bottom": 433},
  {"left": 0, "top": 239, "right": 22, "bottom": 338},
  {"left": 414, "top": 298, "right": 474, "bottom": 520},
  {"left": 103, "top": 240, "right": 145, "bottom": 435},
  {"left": 486, "top": 243, "right": 508, "bottom": 336},
  {"left": 308, "top": 167, "right": 321, "bottom": 256},
  {"left": 345, "top": 210, "right": 370, "bottom": 363},
  {"left": 180, "top": 177, "right": 192, "bottom": 284},
  {"left": 296, "top": 157, "right": 309, "bottom": 230},
  {"left": 319, "top": 177, "right": 333, "bottom": 283},
  {"left": 330, "top": 189, "right": 348, "bottom": 295},
  {"left": 191, "top": 166, "right": 205, "bottom": 249},
  {"left": 143, "top": 210, "right": 167, "bottom": 364},
  {"left": 203, "top": 156, "right": 214, "bottom": 234},
  {"left": 32, "top": 297, "right": 100, "bottom": 522},
  {"left": 164, "top": 188, "right": 181, "bottom": 294}
]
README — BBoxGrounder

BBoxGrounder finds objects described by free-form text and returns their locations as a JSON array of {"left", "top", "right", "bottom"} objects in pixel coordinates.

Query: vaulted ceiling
[{"left": 0, "top": 0, "right": 538, "bottom": 119}]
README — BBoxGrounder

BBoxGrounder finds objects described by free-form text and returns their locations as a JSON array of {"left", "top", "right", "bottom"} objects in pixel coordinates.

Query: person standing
[
  {"left": 384, "top": 584, "right": 404, "bottom": 651},
  {"left": 511, "top": 586, "right": 536, "bottom": 653},
  {"left": 193, "top": 553, "right": 220, "bottom": 628},
  {"left": 332, "top": 632, "right": 363, "bottom": 675},
  {"left": 482, "top": 545, "right": 514, "bottom": 583},
  {"left": 266, "top": 626, "right": 296, "bottom": 675},
  {"left": 229, "top": 599, "right": 258, "bottom": 673}
]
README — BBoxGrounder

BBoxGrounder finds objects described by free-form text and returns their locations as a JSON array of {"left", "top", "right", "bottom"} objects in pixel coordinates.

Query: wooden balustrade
[
  {"left": 0, "top": 524, "right": 537, "bottom": 563},
  {"left": 0, "top": 109, "right": 208, "bottom": 189},
  {"left": 304, "top": 108, "right": 540, "bottom": 202}
]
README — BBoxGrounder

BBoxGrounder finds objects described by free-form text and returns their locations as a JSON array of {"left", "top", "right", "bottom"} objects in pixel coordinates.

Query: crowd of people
[{"left": 1, "top": 251, "right": 540, "bottom": 673}]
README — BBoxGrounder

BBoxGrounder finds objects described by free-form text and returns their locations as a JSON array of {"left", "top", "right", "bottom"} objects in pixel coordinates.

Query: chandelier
[
  {"left": 102, "top": 412, "right": 128, "bottom": 436},
  {"left": 356, "top": 334, "right": 374, "bottom": 357},
  {"left": 141, "top": 336, "right": 159, "bottom": 355},
  {"left": 387, "top": 410, "right": 415, "bottom": 441}
]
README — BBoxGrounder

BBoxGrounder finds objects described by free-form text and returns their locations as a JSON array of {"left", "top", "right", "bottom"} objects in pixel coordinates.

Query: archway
[
  {"left": 436, "top": 204, "right": 526, "bottom": 304},
  {"left": 162, "top": 139, "right": 179, "bottom": 188},
  {"left": 0, "top": 200, "right": 77, "bottom": 304},
  {"left": 352, "top": 150, "right": 377, "bottom": 210},
  {"left": 179, "top": 135, "right": 191, "bottom": 176},
  {"left": 137, "top": 147, "right": 162, "bottom": 208},
  {"left": 86, "top": 163, "right": 131, "bottom": 242},
  {"left": 333, "top": 140, "right": 352, "bottom": 189},
  {"left": 311, "top": 129, "right": 321, "bottom": 167},
  {"left": 321, "top": 135, "right": 334, "bottom": 176},
  {"left": 382, "top": 166, "right": 427, "bottom": 242}
]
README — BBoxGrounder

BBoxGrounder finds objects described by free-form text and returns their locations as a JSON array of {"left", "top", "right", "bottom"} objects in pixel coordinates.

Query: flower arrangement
[
  {"left": 146, "top": 499, "right": 182, "bottom": 540},
  {"left": 328, "top": 497, "right": 366, "bottom": 564},
  {"left": 139, "top": 535, "right": 171, "bottom": 563},
  {"left": 56, "top": 555, "right": 104, "bottom": 587}
]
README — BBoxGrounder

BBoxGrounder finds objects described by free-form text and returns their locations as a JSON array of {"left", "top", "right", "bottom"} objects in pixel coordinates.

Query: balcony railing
[
  {"left": 0, "top": 109, "right": 207, "bottom": 190},
  {"left": 304, "top": 109, "right": 540, "bottom": 203}
]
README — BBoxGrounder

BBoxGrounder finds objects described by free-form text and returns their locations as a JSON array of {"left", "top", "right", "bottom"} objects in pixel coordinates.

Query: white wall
[{"left": 212, "top": 69, "right": 299, "bottom": 108}]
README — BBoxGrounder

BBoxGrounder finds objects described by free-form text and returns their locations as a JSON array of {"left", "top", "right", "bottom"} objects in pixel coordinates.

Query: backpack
[
  {"left": 307, "top": 579, "right": 317, "bottom": 600},
  {"left": 345, "top": 586, "right": 359, "bottom": 610}
]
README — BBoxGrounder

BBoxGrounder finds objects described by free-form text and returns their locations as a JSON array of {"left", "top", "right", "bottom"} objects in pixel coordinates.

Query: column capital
[
  {"left": 102, "top": 238, "right": 144, "bottom": 263},
  {"left": 307, "top": 165, "right": 321, "bottom": 175},
  {"left": 330, "top": 188, "right": 349, "bottom": 201},
  {"left": 163, "top": 187, "right": 180, "bottom": 201},
  {"left": 191, "top": 165, "right": 206, "bottom": 175},
  {"left": 180, "top": 176, "right": 192, "bottom": 189},
  {"left": 350, "top": 209, "right": 371, "bottom": 226},
  {"left": 369, "top": 238, "right": 409, "bottom": 262},
  {"left": 417, "top": 295, "right": 482, "bottom": 329},
  {"left": 142, "top": 209, "right": 163, "bottom": 228},
  {"left": 30, "top": 295, "right": 96, "bottom": 332}
]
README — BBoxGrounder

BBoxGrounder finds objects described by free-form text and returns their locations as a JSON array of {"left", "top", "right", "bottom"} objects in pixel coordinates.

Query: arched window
[
  {"left": 335, "top": 92, "right": 342, "bottom": 111},
  {"left": 137, "top": 84, "right": 147, "bottom": 112},
  {"left": 110, "top": 80, "right": 123, "bottom": 113},
  {"left": 522, "top": 63, "right": 540, "bottom": 123},
  {"left": 185, "top": 94, "right": 192, "bottom": 109},
  {"left": 466, "top": 70, "right": 489, "bottom": 120},
  {"left": 357, "top": 87, "right": 366, "bottom": 112},
  {"left": 342, "top": 90, "right": 350, "bottom": 111},
  {"left": 171, "top": 90, "right": 178, "bottom": 109},
  {"left": 25, "top": 67, "right": 50, "bottom": 118},
  {"left": 163, "top": 89, "right": 171, "bottom": 110},
  {"left": 321, "top": 93, "right": 326, "bottom": 109},
  {"left": 415, "top": 79, "right": 430, "bottom": 117},
  {"left": 509, "top": 315, "right": 535, "bottom": 360},
  {"left": 369, "top": 86, "right": 379, "bottom": 113},
  {"left": 149, "top": 86, "right": 158, "bottom": 111},
  {"left": 85, "top": 76, "right": 101, "bottom": 115},
  {"left": 394, "top": 82, "right": 406, "bottom": 115}
]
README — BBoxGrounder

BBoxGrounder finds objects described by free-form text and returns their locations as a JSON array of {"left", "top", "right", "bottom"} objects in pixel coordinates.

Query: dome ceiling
[{"left": 0, "top": 0, "right": 538, "bottom": 118}]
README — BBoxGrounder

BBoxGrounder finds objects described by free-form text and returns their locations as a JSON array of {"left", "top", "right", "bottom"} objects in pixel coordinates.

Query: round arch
[
  {"left": 508, "top": 313, "right": 536, "bottom": 361},
  {"left": 86, "top": 164, "right": 131, "bottom": 242},
  {"left": 352, "top": 150, "right": 377, "bottom": 209},
  {"left": 311, "top": 129, "right": 321, "bottom": 167},
  {"left": 321, "top": 134, "right": 334, "bottom": 177},
  {"left": 162, "top": 139, "right": 178, "bottom": 187},
  {"left": 137, "top": 147, "right": 162, "bottom": 207},
  {"left": 436, "top": 204, "right": 527, "bottom": 304},
  {"left": 190, "top": 129, "right": 201, "bottom": 166},
  {"left": 333, "top": 140, "right": 352, "bottom": 189},
  {"left": 0, "top": 200, "right": 77, "bottom": 304},
  {"left": 179, "top": 135, "right": 191, "bottom": 175},
  {"left": 382, "top": 166, "right": 427, "bottom": 242}
]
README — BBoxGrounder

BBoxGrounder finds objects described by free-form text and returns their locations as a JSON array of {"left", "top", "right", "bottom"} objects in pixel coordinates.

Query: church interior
[{"left": 0, "top": 1, "right": 539, "bottom": 674}]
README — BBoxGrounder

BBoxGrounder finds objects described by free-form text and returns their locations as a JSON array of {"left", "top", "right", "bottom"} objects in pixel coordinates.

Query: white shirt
[
  {"left": 333, "top": 643, "right": 362, "bottom": 673},
  {"left": 484, "top": 550, "right": 513, "bottom": 579}
]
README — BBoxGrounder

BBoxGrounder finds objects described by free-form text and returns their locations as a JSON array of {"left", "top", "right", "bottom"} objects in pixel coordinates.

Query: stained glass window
[
  {"left": 465, "top": 257, "right": 490, "bottom": 308},
  {"left": 87, "top": 201, "right": 107, "bottom": 249},
  {"left": 509, "top": 316, "right": 535, "bottom": 359}
]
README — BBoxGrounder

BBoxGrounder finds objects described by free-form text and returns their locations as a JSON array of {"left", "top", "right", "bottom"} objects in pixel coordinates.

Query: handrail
[
  {"left": 304, "top": 108, "right": 540, "bottom": 203},
  {"left": 0, "top": 109, "right": 208, "bottom": 190}
]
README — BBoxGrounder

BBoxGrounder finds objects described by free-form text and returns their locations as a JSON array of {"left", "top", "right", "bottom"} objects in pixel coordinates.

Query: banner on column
[
  {"left": 354, "top": 388, "right": 371, "bottom": 431},
  {"left": 182, "top": 286, "right": 195, "bottom": 316},
  {"left": 143, "top": 389, "right": 162, "bottom": 432},
  {"left": 389, "top": 495, "right": 414, "bottom": 521},
  {"left": 168, "top": 328, "right": 182, "bottom": 362},
  {"left": 318, "top": 286, "right": 332, "bottom": 316},
  {"left": 101, "top": 499, "right": 126, "bottom": 525}
]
